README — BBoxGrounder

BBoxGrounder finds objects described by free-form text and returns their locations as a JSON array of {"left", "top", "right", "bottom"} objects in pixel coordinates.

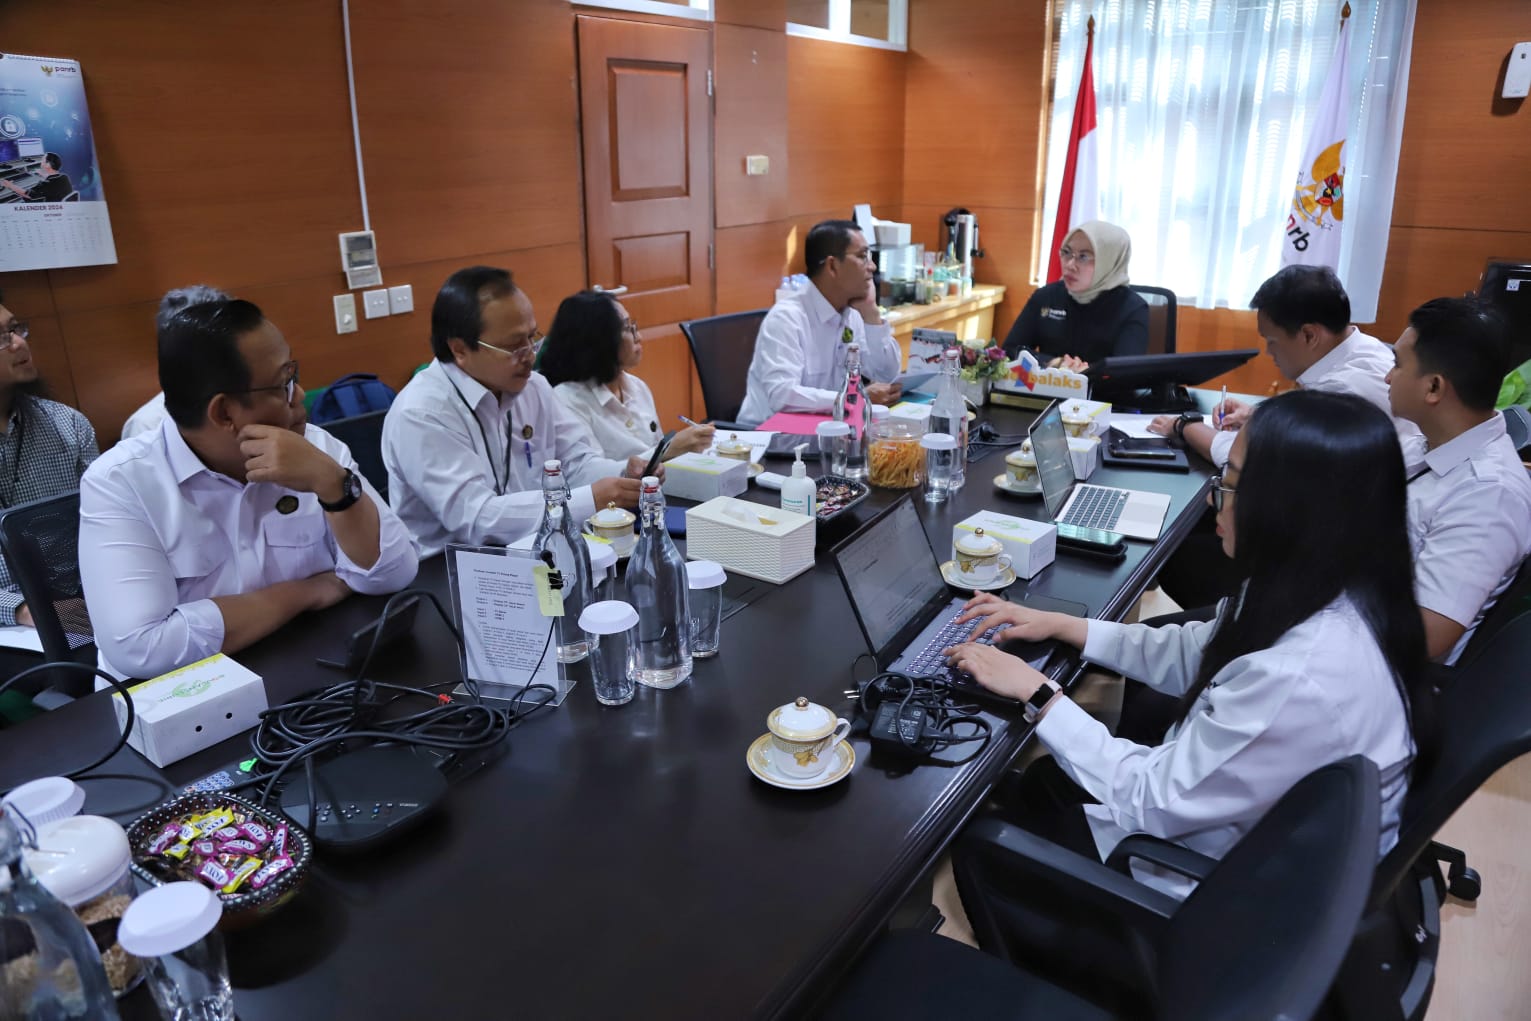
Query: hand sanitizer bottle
[{"left": 779, "top": 443, "right": 816, "bottom": 517}]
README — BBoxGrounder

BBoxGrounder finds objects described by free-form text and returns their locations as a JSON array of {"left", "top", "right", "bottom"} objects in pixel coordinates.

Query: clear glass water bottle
[
  {"left": 0, "top": 807, "right": 121, "bottom": 1020},
  {"left": 927, "top": 346, "right": 968, "bottom": 491},
  {"left": 533, "top": 459, "right": 595, "bottom": 664},
  {"left": 832, "top": 342, "right": 871, "bottom": 481},
  {"left": 625, "top": 476, "right": 692, "bottom": 689}
]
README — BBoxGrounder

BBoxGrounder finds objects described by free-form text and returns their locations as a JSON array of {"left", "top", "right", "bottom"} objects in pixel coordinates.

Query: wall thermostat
[{"left": 339, "top": 230, "right": 383, "bottom": 289}]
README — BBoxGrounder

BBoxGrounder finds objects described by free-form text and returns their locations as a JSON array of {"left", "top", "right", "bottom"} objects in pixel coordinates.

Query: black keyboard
[
  {"left": 906, "top": 616, "right": 1007, "bottom": 682},
  {"left": 1060, "top": 484, "right": 1127, "bottom": 530}
]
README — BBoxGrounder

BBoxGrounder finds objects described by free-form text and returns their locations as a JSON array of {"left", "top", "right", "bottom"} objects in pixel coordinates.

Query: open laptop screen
[
  {"left": 1030, "top": 402, "right": 1077, "bottom": 521},
  {"left": 832, "top": 495, "right": 950, "bottom": 660}
]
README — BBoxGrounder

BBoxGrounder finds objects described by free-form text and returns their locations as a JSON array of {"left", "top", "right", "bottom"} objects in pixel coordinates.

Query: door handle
[{"left": 592, "top": 284, "right": 629, "bottom": 296}]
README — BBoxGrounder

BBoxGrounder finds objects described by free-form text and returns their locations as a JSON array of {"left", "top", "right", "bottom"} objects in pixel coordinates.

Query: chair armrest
[{"left": 1105, "top": 833, "right": 1216, "bottom": 883}]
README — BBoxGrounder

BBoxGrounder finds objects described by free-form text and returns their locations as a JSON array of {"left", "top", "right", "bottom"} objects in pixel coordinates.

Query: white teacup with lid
[
  {"left": 586, "top": 502, "right": 637, "bottom": 556},
  {"left": 1061, "top": 401, "right": 1092, "bottom": 438},
  {"left": 1004, "top": 440, "right": 1037, "bottom": 485},
  {"left": 766, "top": 697, "right": 851, "bottom": 779},
  {"left": 953, "top": 528, "right": 1013, "bottom": 585}
]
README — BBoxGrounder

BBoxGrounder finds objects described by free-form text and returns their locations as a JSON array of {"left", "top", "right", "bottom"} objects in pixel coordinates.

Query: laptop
[
  {"left": 1030, "top": 401, "right": 1172, "bottom": 541},
  {"left": 831, "top": 494, "right": 1057, "bottom": 700}
]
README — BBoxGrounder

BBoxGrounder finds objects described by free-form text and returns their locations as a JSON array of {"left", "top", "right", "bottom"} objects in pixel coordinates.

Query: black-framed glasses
[
  {"left": 234, "top": 361, "right": 300, "bottom": 404},
  {"left": 1210, "top": 471, "right": 1238, "bottom": 512},
  {"left": 0, "top": 321, "right": 29, "bottom": 348},
  {"left": 479, "top": 330, "right": 544, "bottom": 362}
]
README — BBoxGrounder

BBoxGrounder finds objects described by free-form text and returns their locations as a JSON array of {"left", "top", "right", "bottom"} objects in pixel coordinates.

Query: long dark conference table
[{"left": 0, "top": 401, "right": 1211, "bottom": 1020}]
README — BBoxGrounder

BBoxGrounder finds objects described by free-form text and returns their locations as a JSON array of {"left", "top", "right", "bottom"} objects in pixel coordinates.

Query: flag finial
[
  {"left": 1340, "top": 2, "right": 1350, "bottom": 21},
  {"left": 1087, "top": 15, "right": 1096, "bottom": 37}
]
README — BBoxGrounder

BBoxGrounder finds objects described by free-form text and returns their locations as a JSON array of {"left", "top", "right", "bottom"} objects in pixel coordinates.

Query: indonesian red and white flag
[
  {"left": 1047, "top": 29, "right": 1100, "bottom": 283},
  {"left": 1281, "top": 18, "right": 1351, "bottom": 269}
]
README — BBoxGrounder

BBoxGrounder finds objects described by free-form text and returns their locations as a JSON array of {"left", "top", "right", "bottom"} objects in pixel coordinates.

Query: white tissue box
[
  {"left": 874, "top": 221, "right": 912, "bottom": 247},
  {"left": 953, "top": 511, "right": 1057, "bottom": 580},
  {"left": 103, "top": 654, "right": 267, "bottom": 767},
  {"left": 888, "top": 401, "right": 933, "bottom": 424},
  {"left": 685, "top": 497, "right": 816, "bottom": 584},
  {"left": 661, "top": 453, "right": 749, "bottom": 502},
  {"left": 1069, "top": 436, "right": 1101, "bottom": 479}
]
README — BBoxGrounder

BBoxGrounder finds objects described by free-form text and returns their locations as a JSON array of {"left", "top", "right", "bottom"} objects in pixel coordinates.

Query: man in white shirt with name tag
[
  {"left": 79, "top": 298, "right": 419, "bottom": 679},
  {"left": 738, "top": 220, "right": 903, "bottom": 426},
  {"left": 383, "top": 266, "right": 647, "bottom": 558},
  {"left": 1387, "top": 296, "right": 1531, "bottom": 664}
]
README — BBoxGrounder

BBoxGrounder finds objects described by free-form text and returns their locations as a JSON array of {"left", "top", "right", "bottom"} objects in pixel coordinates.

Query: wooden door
[{"left": 577, "top": 15, "right": 713, "bottom": 422}]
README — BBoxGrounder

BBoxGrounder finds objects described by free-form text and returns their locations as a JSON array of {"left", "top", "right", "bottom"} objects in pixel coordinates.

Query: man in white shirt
[
  {"left": 120, "top": 285, "right": 230, "bottom": 441},
  {"left": 737, "top": 220, "right": 903, "bottom": 426},
  {"left": 1387, "top": 296, "right": 1531, "bottom": 664},
  {"left": 79, "top": 298, "right": 419, "bottom": 679},
  {"left": 383, "top": 266, "right": 647, "bottom": 558}
]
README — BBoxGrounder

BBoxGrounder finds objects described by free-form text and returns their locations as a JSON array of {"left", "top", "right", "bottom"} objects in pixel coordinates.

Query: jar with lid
[{"left": 868, "top": 418, "right": 924, "bottom": 489}]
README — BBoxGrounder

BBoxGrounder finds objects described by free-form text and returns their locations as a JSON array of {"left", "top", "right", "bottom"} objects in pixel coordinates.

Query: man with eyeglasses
[
  {"left": 78, "top": 298, "right": 419, "bottom": 679},
  {"left": 382, "top": 265, "right": 648, "bottom": 557},
  {"left": 738, "top": 220, "right": 903, "bottom": 426}
]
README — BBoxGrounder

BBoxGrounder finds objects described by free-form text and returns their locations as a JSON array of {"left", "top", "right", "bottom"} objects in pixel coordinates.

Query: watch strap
[
  {"left": 1023, "top": 680, "right": 1062, "bottom": 724},
  {"left": 318, "top": 468, "right": 363, "bottom": 513}
]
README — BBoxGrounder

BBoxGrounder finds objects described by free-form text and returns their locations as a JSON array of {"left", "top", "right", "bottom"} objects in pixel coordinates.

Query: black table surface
[{"left": 1, "top": 404, "right": 1211, "bottom": 1020}]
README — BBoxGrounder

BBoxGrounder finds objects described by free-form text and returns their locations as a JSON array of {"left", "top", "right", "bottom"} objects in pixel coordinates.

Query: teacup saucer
[
  {"left": 992, "top": 472, "right": 1042, "bottom": 497},
  {"left": 940, "top": 559, "right": 1017, "bottom": 592},
  {"left": 746, "top": 733, "right": 855, "bottom": 790},
  {"left": 747, "top": 461, "right": 764, "bottom": 479}
]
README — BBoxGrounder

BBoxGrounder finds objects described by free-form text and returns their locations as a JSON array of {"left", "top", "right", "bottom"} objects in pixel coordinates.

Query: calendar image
[{"left": 0, "top": 52, "right": 118, "bottom": 271}]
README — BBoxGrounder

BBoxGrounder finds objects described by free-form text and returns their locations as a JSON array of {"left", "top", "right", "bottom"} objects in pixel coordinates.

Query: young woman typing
[{"left": 945, "top": 390, "right": 1433, "bottom": 896}]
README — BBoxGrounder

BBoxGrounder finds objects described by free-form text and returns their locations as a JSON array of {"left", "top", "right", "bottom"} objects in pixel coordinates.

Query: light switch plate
[
  {"left": 745, "top": 154, "right": 769, "bottom": 176},
  {"left": 362, "top": 289, "right": 390, "bottom": 320},
  {"left": 333, "top": 294, "right": 358, "bottom": 334},
  {"left": 387, "top": 284, "right": 414, "bottom": 315},
  {"left": 1505, "top": 42, "right": 1531, "bottom": 99}
]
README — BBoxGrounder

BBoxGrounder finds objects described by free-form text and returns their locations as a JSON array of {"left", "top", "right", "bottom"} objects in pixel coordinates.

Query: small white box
[
  {"left": 888, "top": 401, "right": 933, "bottom": 424},
  {"left": 953, "top": 510, "right": 1057, "bottom": 580},
  {"left": 873, "top": 221, "right": 912, "bottom": 246},
  {"left": 103, "top": 654, "right": 267, "bottom": 767},
  {"left": 661, "top": 453, "right": 749, "bottom": 502},
  {"left": 686, "top": 497, "right": 816, "bottom": 584},
  {"left": 1069, "top": 436, "right": 1101, "bottom": 479}
]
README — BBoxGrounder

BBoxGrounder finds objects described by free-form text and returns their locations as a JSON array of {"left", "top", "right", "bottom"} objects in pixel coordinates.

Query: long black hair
[
  {"left": 538, "top": 290, "right": 625, "bottom": 388},
  {"left": 1180, "top": 390, "right": 1433, "bottom": 762}
]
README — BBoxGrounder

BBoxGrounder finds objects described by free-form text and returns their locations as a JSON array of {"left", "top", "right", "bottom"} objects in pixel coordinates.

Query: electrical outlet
[
  {"left": 387, "top": 284, "right": 414, "bottom": 315},
  {"left": 333, "top": 294, "right": 358, "bottom": 334},
  {"left": 362, "top": 289, "right": 390, "bottom": 320}
]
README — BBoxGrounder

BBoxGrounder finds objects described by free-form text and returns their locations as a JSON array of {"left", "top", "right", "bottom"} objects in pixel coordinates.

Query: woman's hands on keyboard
[
  {"left": 953, "top": 593, "right": 1089, "bottom": 648},
  {"left": 941, "top": 642, "right": 1049, "bottom": 702}
]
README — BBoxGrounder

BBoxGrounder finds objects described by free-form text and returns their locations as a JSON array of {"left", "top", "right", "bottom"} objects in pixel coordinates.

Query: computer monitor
[
  {"left": 16, "top": 138, "right": 44, "bottom": 159},
  {"left": 0, "top": 139, "right": 19, "bottom": 164},
  {"left": 1085, "top": 349, "right": 1260, "bottom": 412},
  {"left": 1479, "top": 259, "right": 1531, "bottom": 365}
]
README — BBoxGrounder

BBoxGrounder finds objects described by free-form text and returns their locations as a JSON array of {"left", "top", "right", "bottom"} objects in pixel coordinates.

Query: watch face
[{"left": 346, "top": 470, "right": 362, "bottom": 499}]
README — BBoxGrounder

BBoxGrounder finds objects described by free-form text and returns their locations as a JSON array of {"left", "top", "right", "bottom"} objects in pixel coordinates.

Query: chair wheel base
[{"left": 1448, "top": 866, "right": 1481, "bottom": 902}]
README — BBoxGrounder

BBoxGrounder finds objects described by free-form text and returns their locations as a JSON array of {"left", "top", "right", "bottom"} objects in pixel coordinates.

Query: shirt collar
[
  {"left": 801, "top": 282, "right": 844, "bottom": 326},
  {"left": 1424, "top": 413, "right": 1507, "bottom": 477},
  {"left": 163, "top": 417, "right": 231, "bottom": 486},
  {"left": 587, "top": 376, "right": 626, "bottom": 409},
  {"left": 1295, "top": 327, "right": 1361, "bottom": 388},
  {"left": 440, "top": 360, "right": 504, "bottom": 415}
]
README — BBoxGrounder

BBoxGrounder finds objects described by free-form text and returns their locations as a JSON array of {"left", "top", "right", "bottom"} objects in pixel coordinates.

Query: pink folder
[{"left": 758, "top": 411, "right": 864, "bottom": 436}]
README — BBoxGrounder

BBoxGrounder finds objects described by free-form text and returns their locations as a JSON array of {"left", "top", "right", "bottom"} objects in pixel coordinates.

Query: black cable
[
  {"left": 0, "top": 662, "right": 135, "bottom": 792},
  {"left": 854, "top": 671, "right": 993, "bottom": 764}
]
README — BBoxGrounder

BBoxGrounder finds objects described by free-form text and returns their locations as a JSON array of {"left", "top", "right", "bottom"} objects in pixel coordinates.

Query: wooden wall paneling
[
  {"left": 0, "top": 272, "right": 57, "bottom": 320},
  {"left": 1392, "top": 0, "right": 1531, "bottom": 234},
  {"left": 901, "top": 202, "right": 1034, "bottom": 341},
  {"left": 632, "top": 322, "right": 695, "bottom": 426},
  {"left": 715, "top": 26, "right": 789, "bottom": 229},
  {"left": 350, "top": 0, "right": 584, "bottom": 268},
  {"left": 20, "top": 315, "right": 81, "bottom": 412},
  {"left": 714, "top": 0, "right": 785, "bottom": 31},
  {"left": 715, "top": 220, "right": 794, "bottom": 314},
  {"left": 1374, "top": 226, "right": 1531, "bottom": 346},
  {"left": 786, "top": 38, "right": 905, "bottom": 218}
]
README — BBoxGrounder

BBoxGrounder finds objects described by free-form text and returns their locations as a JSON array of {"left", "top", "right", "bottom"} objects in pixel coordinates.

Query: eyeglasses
[
  {"left": 1058, "top": 246, "right": 1095, "bottom": 267},
  {"left": 0, "top": 322, "right": 29, "bottom": 348},
  {"left": 479, "top": 330, "right": 545, "bottom": 362},
  {"left": 621, "top": 321, "right": 641, "bottom": 339},
  {"left": 235, "top": 361, "right": 300, "bottom": 404},
  {"left": 1209, "top": 471, "right": 1238, "bottom": 512}
]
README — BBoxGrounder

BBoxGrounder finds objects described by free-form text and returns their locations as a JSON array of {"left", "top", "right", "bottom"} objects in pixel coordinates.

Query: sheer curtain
[{"left": 1041, "top": 0, "right": 1416, "bottom": 321}]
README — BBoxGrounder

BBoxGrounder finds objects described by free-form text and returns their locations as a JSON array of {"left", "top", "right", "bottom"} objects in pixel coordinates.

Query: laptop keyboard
[
  {"left": 1060, "top": 485, "right": 1127, "bottom": 530},
  {"left": 906, "top": 615, "right": 1008, "bottom": 681}
]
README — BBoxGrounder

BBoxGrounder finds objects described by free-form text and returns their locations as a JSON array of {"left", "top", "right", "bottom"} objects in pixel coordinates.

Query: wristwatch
[
  {"left": 319, "top": 468, "right": 363, "bottom": 513},
  {"left": 1172, "top": 411, "right": 1204, "bottom": 440},
  {"left": 1023, "top": 679, "right": 1063, "bottom": 724}
]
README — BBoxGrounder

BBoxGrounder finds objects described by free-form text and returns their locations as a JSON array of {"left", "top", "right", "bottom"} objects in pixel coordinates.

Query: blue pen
[
  {"left": 678, "top": 415, "right": 701, "bottom": 429},
  {"left": 524, "top": 440, "right": 532, "bottom": 468},
  {"left": 1216, "top": 385, "right": 1227, "bottom": 429}
]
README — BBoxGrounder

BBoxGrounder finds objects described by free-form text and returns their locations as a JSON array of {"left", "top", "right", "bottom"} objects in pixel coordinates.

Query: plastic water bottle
[
  {"left": 832, "top": 343, "right": 871, "bottom": 481},
  {"left": 927, "top": 347, "right": 968, "bottom": 491},
  {"left": 626, "top": 476, "right": 692, "bottom": 689},
  {"left": 0, "top": 807, "right": 121, "bottom": 1020},
  {"left": 533, "top": 459, "right": 595, "bottom": 664}
]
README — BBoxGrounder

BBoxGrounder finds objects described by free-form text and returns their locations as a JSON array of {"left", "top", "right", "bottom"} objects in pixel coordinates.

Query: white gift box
[
  {"left": 685, "top": 497, "right": 816, "bottom": 584},
  {"left": 1069, "top": 436, "right": 1101, "bottom": 479},
  {"left": 1058, "top": 398, "right": 1113, "bottom": 439},
  {"left": 952, "top": 511, "right": 1057, "bottom": 580},
  {"left": 661, "top": 453, "right": 749, "bottom": 502},
  {"left": 101, "top": 654, "right": 267, "bottom": 767}
]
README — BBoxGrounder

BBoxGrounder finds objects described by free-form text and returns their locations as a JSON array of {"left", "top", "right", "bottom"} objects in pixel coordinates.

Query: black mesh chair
[
  {"left": 680, "top": 309, "right": 768, "bottom": 427},
  {"left": 0, "top": 491, "right": 95, "bottom": 697},
  {"left": 823, "top": 757, "right": 1380, "bottom": 1021},
  {"left": 1129, "top": 284, "right": 1178, "bottom": 354},
  {"left": 1502, "top": 405, "right": 1531, "bottom": 456},
  {"left": 320, "top": 410, "right": 390, "bottom": 501}
]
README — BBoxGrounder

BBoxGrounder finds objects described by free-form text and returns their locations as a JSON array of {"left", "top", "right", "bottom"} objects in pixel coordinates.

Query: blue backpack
[{"left": 309, "top": 373, "right": 396, "bottom": 424}]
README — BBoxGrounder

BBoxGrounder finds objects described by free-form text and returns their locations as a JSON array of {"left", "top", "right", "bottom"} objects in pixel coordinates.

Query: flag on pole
[
  {"left": 1281, "top": 13, "right": 1352, "bottom": 269},
  {"left": 1047, "top": 18, "right": 1101, "bottom": 283}
]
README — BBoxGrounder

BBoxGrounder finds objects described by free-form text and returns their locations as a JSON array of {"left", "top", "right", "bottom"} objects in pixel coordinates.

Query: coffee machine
[{"left": 941, "top": 208, "right": 984, "bottom": 280}]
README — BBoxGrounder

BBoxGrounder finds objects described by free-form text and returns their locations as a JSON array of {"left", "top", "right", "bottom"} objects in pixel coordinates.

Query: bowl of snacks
[
  {"left": 125, "top": 792, "right": 310, "bottom": 929},
  {"left": 815, "top": 476, "right": 870, "bottom": 522}
]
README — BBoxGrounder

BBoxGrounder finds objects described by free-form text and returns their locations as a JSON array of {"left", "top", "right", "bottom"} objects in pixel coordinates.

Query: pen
[
  {"left": 524, "top": 440, "right": 532, "bottom": 468},
  {"left": 1216, "top": 385, "right": 1227, "bottom": 429},
  {"left": 678, "top": 415, "right": 701, "bottom": 429}
]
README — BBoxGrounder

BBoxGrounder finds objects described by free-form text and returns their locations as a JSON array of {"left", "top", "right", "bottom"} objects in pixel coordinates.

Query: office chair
[
  {"left": 318, "top": 409, "right": 390, "bottom": 501},
  {"left": 679, "top": 309, "right": 768, "bottom": 427},
  {"left": 823, "top": 757, "right": 1380, "bottom": 1021},
  {"left": 0, "top": 492, "right": 96, "bottom": 698},
  {"left": 1129, "top": 284, "right": 1178, "bottom": 354},
  {"left": 1501, "top": 404, "right": 1531, "bottom": 455}
]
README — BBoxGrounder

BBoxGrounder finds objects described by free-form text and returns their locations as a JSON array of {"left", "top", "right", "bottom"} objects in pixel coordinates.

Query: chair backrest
[
  {"left": 1372, "top": 611, "right": 1531, "bottom": 905},
  {"left": 309, "top": 373, "right": 397, "bottom": 425},
  {"left": 1157, "top": 756, "right": 1380, "bottom": 1021},
  {"left": 1454, "top": 553, "right": 1531, "bottom": 668},
  {"left": 1129, "top": 284, "right": 1178, "bottom": 354},
  {"left": 0, "top": 492, "right": 95, "bottom": 690},
  {"left": 1502, "top": 405, "right": 1531, "bottom": 454},
  {"left": 318, "top": 410, "right": 390, "bottom": 501},
  {"left": 680, "top": 309, "right": 768, "bottom": 423}
]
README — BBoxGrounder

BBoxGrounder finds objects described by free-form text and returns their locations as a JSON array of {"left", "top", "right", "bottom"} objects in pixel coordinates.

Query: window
[
  {"left": 1040, "top": 0, "right": 1416, "bottom": 320},
  {"left": 787, "top": 0, "right": 907, "bottom": 51},
  {"left": 574, "top": 0, "right": 711, "bottom": 21}
]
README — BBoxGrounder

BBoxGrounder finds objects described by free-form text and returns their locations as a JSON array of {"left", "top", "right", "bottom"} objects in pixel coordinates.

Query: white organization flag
[{"left": 1281, "top": 18, "right": 1352, "bottom": 269}]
